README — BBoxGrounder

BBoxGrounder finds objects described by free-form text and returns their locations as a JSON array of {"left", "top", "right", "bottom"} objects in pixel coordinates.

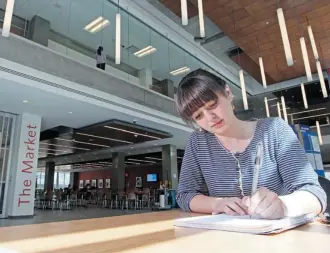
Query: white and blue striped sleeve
[
  {"left": 275, "top": 118, "right": 327, "bottom": 212},
  {"left": 176, "top": 133, "right": 207, "bottom": 212}
]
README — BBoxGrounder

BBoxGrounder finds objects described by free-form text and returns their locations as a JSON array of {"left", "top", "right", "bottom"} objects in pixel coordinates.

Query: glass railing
[{"left": 0, "top": 0, "right": 238, "bottom": 99}]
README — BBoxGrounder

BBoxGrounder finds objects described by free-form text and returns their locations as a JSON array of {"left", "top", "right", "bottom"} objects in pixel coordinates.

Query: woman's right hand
[{"left": 212, "top": 197, "right": 248, "bottom": 216}]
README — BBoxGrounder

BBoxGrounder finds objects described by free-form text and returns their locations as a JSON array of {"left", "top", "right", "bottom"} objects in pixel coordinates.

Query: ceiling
[
  {"left": 39, "top": 119, "right": 172, "bottom": 158},
  {"left": 159, "top": 0, "right": 330, "bottom": 84},
  {"left": 0, "top": 0, "right": 238, "bottom": 89}
]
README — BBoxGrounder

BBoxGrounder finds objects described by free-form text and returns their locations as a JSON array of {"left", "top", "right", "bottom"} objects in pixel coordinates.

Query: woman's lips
[{"left": 211, "top": 119, "right": 224, "bottom": 129}]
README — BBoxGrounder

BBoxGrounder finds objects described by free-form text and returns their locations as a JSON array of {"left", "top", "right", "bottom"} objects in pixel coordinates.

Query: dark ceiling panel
[{"left": 39, "top": 120, "right": 172, "bottom": 158}]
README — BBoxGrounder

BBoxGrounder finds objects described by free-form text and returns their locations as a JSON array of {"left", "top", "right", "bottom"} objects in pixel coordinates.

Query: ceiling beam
[{"left": 195, "top": 32, "right": 226, "bottom": 45}]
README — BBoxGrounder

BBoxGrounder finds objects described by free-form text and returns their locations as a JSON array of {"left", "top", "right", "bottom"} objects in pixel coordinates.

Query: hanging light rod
[
  {"left": 316, "top": 60, "right": 328, "bottom": 98},
  {"left": 197, "top": 0, "right": 205, "bottom": 38},
  {"left": 115, "top": 0, "right": 121, "bottom": 65},
  {"left": 181, "top": 0, "right": 188, "bottom": 25},
  {"left": 264, "top": 97, "right": 270, "bottom": 117},
  {"left": 300, "top": 37, "right": 313, "bottom": 81},
  {"left": 239, "top": 70, "right": 248, "bottom": 110},
  {"left": 277, "top": 7, "right": 294, "bottom": 66},
  {"left": 2, "top": 0, "right": 15, "bottom": 37},
  {"left": 307, "top": 25, "right": 319, "bottom": 60},
  {"left": 300, "top": 83, "right": 308, "bottom": 109},
  {"left": 316, "top": 121, "right": 323, "bottom": 145},
  {"left": 259, "top": 57, "right": 267, "bottom": 88},
  {"left": 256, "top": 37, "right": 267, "bottom": 88},
  {"left": 281, "top": 96, "right": 288, "bottom": 123},
  {"left": 277, "top": 102, "right": 282, "bottom": 118}
]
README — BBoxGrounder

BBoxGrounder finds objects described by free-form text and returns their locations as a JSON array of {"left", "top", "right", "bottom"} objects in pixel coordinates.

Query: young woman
[
  {"left": 96, "top": 46, "right": 106, "bottom": 70},
  {"left": 175, "top": 69, "right": 326, "bottom": 219}
]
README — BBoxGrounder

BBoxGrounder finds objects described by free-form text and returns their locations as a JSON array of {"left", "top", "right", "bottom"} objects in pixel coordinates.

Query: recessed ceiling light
[
  {"left": 104, "top": 125, "right": 161, "bottom": 140},
  {"left": 134, "top": 46, "right": 157, "bottom": 58},
  {"left": 84, "top": 16, "right": 110, "bottom": 34},
  {"left": 266, "top": 22, "right": 269, "bottom": 24},
  {"left": 76, "top": 132, "right": 132, "bottom": 144},
  {"left": 68, "top": 111, "right": 73, "bottom": 114},
  {"left": 170, "top": 66, "right": 190, "bottom": 76},
  {"left": 23, "top": 100, "right": 28, "bottom": 103}
]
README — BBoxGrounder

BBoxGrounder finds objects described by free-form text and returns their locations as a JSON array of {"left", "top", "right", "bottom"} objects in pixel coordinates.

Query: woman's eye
[
  {"left": 194, "top": 113, "right": 202, "bottom": 120},
  {"left": 207, "top": 101, "right": 217, "bottom": 108}
]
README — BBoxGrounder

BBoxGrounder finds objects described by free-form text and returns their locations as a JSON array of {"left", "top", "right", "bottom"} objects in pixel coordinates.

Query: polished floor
[{"left": 0, "top": 206, "right": 151, "bottom": 227}]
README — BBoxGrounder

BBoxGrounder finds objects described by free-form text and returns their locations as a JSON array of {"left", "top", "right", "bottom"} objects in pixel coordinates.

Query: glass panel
[
  {"left": 3, "top": 0, "right": 242, "bottom": 98},
  {"left": 0, "top": 113, "right": 14, "bottom": 216}
]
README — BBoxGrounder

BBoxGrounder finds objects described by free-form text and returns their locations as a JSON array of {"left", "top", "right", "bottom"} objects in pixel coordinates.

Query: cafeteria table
[{"left": 0, "top": 210, "right": 329, "bottom": 253}]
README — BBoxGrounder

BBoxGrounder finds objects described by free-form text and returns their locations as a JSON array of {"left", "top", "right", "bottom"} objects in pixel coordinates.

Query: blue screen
[{"left": 147, "top": 174, "right": 157, "bottom": 182}]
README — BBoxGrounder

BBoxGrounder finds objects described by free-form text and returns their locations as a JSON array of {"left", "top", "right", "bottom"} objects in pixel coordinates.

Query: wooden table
[{"left": 0, "top": 210, "right": 329, "bottom": 253}]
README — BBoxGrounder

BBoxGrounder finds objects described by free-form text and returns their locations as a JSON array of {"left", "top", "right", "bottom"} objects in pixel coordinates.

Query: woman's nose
[{"left": 204, "top": 111, "right": 216, "bottom": 121}]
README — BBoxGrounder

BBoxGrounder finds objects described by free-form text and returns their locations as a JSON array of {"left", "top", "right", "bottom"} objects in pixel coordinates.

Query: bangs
[{"left": 176, "top": 83, "right": 218, "bottom": 121}]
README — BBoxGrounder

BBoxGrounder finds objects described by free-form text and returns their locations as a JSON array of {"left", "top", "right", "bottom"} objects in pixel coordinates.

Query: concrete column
[
  {"left": 159, "top": 79, "right": 175, "bottom": 98},
  {"left": 70, "top": 172, "right": 79, "bottom": 190},
  {"left": 44, "top": 162, "right": 55, "bottom": 191},
  {"left": 28, "top": 15, "right": 50, "bottom": 46},
  {"left": 6, "top": 113, "right": 41, "bottom": 217},
  {"left": 111, "top": 152, "right": 125, "bottom": 192},
  {"left": 162, "top": 145, "right": 178, "bottom": 190},
  {"left": 138, "top": 68, "right": 152, "bottom": 89}
]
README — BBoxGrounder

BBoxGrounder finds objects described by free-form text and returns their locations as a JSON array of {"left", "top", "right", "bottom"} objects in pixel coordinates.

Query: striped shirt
[{"left": 176, "top": 117, "right": 327, "bottom": 212}]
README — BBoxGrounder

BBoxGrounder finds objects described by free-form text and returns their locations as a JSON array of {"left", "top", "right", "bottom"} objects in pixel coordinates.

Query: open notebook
[{"left": 174, "top": 213, "right": 316, "bottom": 234}]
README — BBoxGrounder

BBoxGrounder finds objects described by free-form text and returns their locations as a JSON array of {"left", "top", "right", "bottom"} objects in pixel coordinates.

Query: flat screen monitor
[{"left": 147, "top": 174, "right": 157, "bottom": 182}]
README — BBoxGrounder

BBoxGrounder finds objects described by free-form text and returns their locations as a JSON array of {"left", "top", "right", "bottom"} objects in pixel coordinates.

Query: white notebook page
[{"left": 174, "top": 213, "right": 315, "bottom": 234}]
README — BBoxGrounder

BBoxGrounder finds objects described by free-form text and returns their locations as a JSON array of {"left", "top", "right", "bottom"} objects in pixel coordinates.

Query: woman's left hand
[{"left": 242, "top": 187, "right": 286, "bottom": 219}]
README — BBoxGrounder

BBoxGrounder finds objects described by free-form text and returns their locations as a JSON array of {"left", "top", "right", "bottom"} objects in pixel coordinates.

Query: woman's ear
[{"left": 224, "top": 85, "right": 234, "bottom": 101}]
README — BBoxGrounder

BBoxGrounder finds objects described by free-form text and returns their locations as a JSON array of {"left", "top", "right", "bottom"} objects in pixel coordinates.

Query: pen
[{"left": 251, "top": 142, "right": 263, "bottom": 195}]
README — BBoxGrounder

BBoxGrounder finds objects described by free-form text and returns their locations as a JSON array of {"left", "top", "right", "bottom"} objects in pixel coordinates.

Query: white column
[
  {"left": 138, "top": 68, "right": 152, "bottom": 89},
  {"left": 2, "top": 0, "right": 15, "bottom": 37},
  {"left": 7, "top": 113, "right": 41, "bottom": 217},
  {"left": 162, "top": 145, "right": 178, "bottom": 190}
]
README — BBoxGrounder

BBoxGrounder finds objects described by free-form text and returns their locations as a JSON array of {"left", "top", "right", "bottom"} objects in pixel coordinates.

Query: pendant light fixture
[
  {"left": 181, "top": 0, "right": 188, "bottom": 26},
  {"left": 316, "top": 60, "right": 328, "bottom": 98},
  {"left": 264, "top": 97, "right": 270, "bottom": 117},
  {"left": 259, "top": 57, "right": 267, "bottom": 88},
  {"left": 277, "top": 7, "right": 293, "bottom": 66},
  {"left": 239, "top": 70, "right": 248, "bottom": 110},
  {"left": 2, "top": 0, "right": 15, "bottom": 37},
  {"left": 281, "top": 96, "right": 288, "bottom": 123},
  {"left": 294, "top": 7, "right": 312, "bottom": 81},
  {"left": 300, "top": 37, "right": 312, "bottom": 82},
  {"left": 300, "top": 83, "right": 308, "bottom": 109},
  {"left": 307, "top": 25, "right": 319, "bottom": 60},
  {"left": 256, "top": 37, "right": 267, "bottom": 88},
  {"left": 316, "top": 120, "right": 323, "bottom": 145},
  {"left": 115, "top": 0, "right": 121, "bottom": 65},
  {"left": 197, "top": 0, "right": 205, "bottom": 38},
  {"left": 232, "top": 8, "right": 248, "bottom": 110},
  {"left": 277, "top": 102, "right": 282, "bottom": 118}
]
